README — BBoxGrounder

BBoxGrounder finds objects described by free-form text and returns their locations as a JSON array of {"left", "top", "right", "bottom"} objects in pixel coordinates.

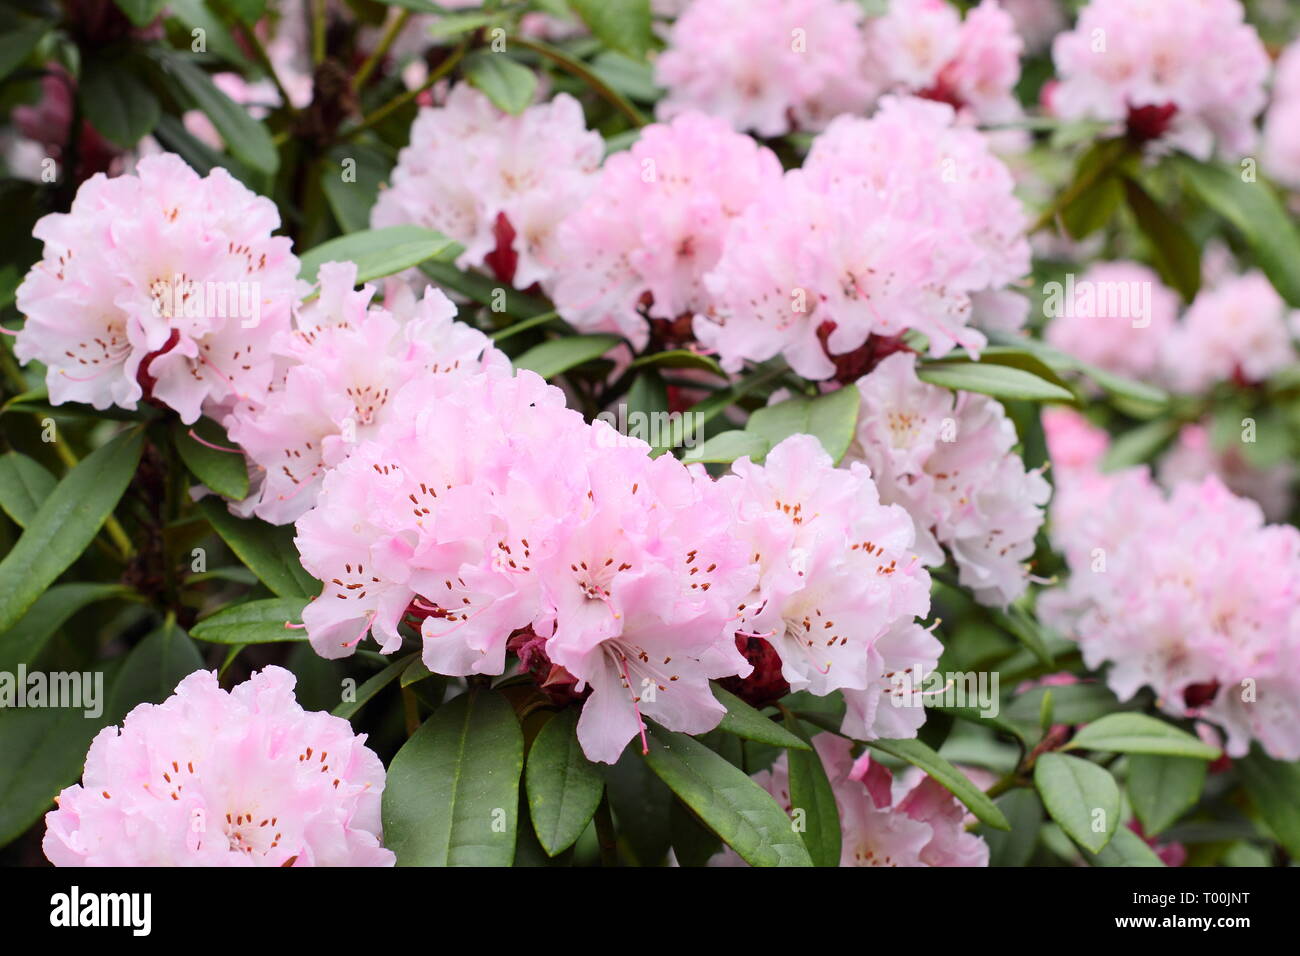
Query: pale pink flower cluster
[
  {"left": 1043, "top": 261, "right": 1180, "bottom": 382},
  {"left": 654, "top": 0, "right": 872, "bottom": 137},
  {"left": 294, "top": 366, "right": 935, "bottom": 763},
  {"left": 44, "top": 667, "right": 394, "bottom": 866},
  {"left": 847, "top": 352, "right": 1050, "bottom": 607},
  {"left": 1161, "top": 271, "right": 1298, "bottom": 393},
  {"left": 696, "top": 97, "right": 1029, "bottom": 378},
  {"left": 1049, "top": 0, "right": 1269, "bottom": 159},
  {"left": 712, "top": 734, "right": 989, "bottom": 866},
  {"left": 1159, "top": 423, "right": 1295, "bottom": 523},
  {"left": 371, "top": 84, "right": 603, "bottom": 289},
  {"left": 1042, "top": 412, "right": 1300, "bottom": 760},
  {"left": 1263, "top": 41, "right": 1300, "bottom": 190},
  {"left": 862, "top": 0, "right": 1024, "bottom": 124},
  {"left": 552, "top": 112, "right": 783, "bottom": 348},
  {"left": 224, "top": 263, "right": 506, "bottom": 525},
  {"left": 13, "top": 153, "right": 299, "bottom": 423}
]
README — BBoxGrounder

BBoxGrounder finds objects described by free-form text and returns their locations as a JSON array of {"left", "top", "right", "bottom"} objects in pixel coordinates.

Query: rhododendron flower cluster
[
  {"left": 848, "top": 352, "right": 1050, "bottom": 606},
  {"left": 13, "top": 153, "right": 298, "bottom": 423},
  {"left": 372, "top": 84, "right": 603, "bottom": 288},
  {"left": 696, "top": 96, "right": 1031, "bottom": 378},
  {"left": 1049, "top": 0, "right": 1269, "bottom": 158},
  {"left": 552, "top": 111, "right": 783, "bottom": 348},
  {"left": 1159, "top": 422, "right": 1295, "bottom": 522},
  {"left": 1043, "top": 413, "right": 1300, "bottom": 760},
  {"left": 862, "top": 0, "right": 1024, "bottom": 124},
  {"left": 712, "top": 734, "right": 989, "bottom": 866},
  {"left": 44, "top": 667, "right": 394, "bottom": 866},
  {"left": 654, "top": 0, "right": 872, "bottom": 136},
  {"left": 1263, "top": 40, "right": 1300, "bottom": 190}
]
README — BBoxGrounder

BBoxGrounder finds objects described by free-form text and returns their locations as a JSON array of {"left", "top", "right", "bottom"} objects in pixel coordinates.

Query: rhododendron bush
[{"left": 2, "top": 0, "right": 1300, "bottom": 872}]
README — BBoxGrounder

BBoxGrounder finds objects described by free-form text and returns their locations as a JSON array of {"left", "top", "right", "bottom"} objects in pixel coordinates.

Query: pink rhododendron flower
[
  {"left": 696, "top": 97, "right": 1029, "bottom": 378},
  {"left": 848, "top": 352, "right": 1050, "bottom": 606},
  {"left": 1161, "top": 271, "right": 1298, "bottom": 392},
  {"left": 1043, "top": 261, "right": 1180, "bottom": 382},
  {"left": 1050, "top": 0, "right": 1269, "bottom": 159},
  {"left": 862, "top": 0, "right": 1024, "bottom": 124},
  {"left": 224, "top": 262, "right": 505, "bottom": 524},
  {"left": 1158, "top": 422, "right": 1295, "bottom": 522},
  {"left": 43, "top": 667, "right": 394, "bottom": 866},
  {"left": 1263, "top": 40, "right": 1300, "bottom": 190},
  {"left": 13, "top": 153, "right": 299, "bottom": 423},
  {"left": 551, "top": 112, "right": 782, "bottom": 348},
  {"left": 1001, "top": 0, "right": 1066, "bottom": 53},
  {"left": 371, "top": 84, "right": 602, "bottom": 288},
  {"left": 654, "top": 0, "right": 872, "bottom": 137},
  {"left": 712, "top": 734, "right": 989, "bottom": 866}
]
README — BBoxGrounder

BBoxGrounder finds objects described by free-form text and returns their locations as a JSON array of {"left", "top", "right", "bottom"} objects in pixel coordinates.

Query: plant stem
[
  {"left": 238, "top": 21, "right": 297, "bottom": 115},
  {"left": 341, "top": 40, "right": 470, "bottom": 142},
  {"left": 311, "top": 0, "right": 327, "bottom": 66},
  {"left": 353, "top": 9, "right": 411, "bottom": 91}
]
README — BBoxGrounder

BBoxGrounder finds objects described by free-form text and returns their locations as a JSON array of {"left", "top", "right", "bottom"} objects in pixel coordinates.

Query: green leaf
[
  {"left": 711, "top": 684, "right": 809, "bottom": 750},
  {"left": 1128, "top": 754, "right": 1207, "bottom": 837},
  {"left": 428, "top": 11, "right": 496, "bottom": 37},
  {"left": 190, "top": 597, "right": 309, "bottom": 645},
  {"left": 157, "top": 52, "right": 278, "bottom": 175},
  {"left": 591, "top": 51, "right": 661, "bottom": 102},
  {"left": 1122, "top": 176, "right": 1200, "bottom": 302},
  {"left": 382, "top": 688, "right": 525, "bottom": 865},
  {"left": 514, "top": 334, "right": 621, "bottom": 379},
  {"left": 569, "top": 0, "right": 652, "bottom": 58},
  {"left": 332, "top": 654, "right": 413, "bottom": 721},
  {"left": 106, "top": 618, "right": 204, "bottom": 722},
  {"left": 197, "top": 498, "right": 318, "bottom": 598},
  {"left": 172, "top": 418, "right": 249, "bottom": 501},
  {"left": 0, "top": 19, "right": 51, "bottom": 84},
  {"left": 525, "top": 709, "right": 604, "bottom": 856},
  {"left": 216, "top": 0, "right": 266, "bottom": 26},
  {"left": 680, "top": 430, "right": 770, "bottom": 465},
  {"left": 0, "top": 583, "right": 130, "bottom": 673},
  {"left": 782, "top": 714, "right": 841, "bottom": 867},
  {"left": 1081, "top": 824, "right": 1167, "bottom": 867},
  {"left": 866, "top": 737, "right": 1010, "bottom": 830},
  {"left": 0, "top": 429, "right": 143, "bottom": 634},
  {"left": 1006, "top": 682, "right": 1129, "bottom": 729},
  {"left": 0, "top": 451, "right": 56, "bottom": 528},
  {"left": 166, "top": 0, "right": 254, "bottom": 70},
  {"left": 980, "top": 788, "right": 1043, "bottom": 867},
  {"left": 113, "top": 0, "right": 166, "bottom": 27},
  {"left": 1173, "top": 154, "right": 1300, "bottom": 308},
  {"left": 464, "top": 51, "right": 538, "bottom": 115},
  {"left": 1235, "top": 746, "right": 1300, "bottom": 858},
  {"left": 299, "top": 226, "right": 463, "bottom": 288},
  {"left": 1058, "top": 139, "right": 1131, "bottom": 239},
  {"left": 990, "top": 605, "right": 1053, "bottom": 668},
  {"left": 917, "top": 360, "right": 1075, "bottom": 403},
  {"left": 745, "top": 385, "right": 861, "bottom": 464},
  {"left": 80, "top": 62, "right": 159, "bottom": 149},
  {"left": 321, "top": 144, "right": 392, "bottom": 234},
  {"left": 641, "top": 724, "right": 813, "bottom": 866},
  {"left": 1066, "top": 713, "right": 1221, "bottom": 760},
  {"left": 1100, "top": 418, "right": 1180, "bottom": 471},
  {"left": 420, "top": 261, "right": 554, "bottom": 319},
  {"left": 1034, "top": 752, "right": 1120, "bottom": 854},
  {"left": 629, "top": 349, "right": 723, "bottom": 375},
  {"left": 927, "top": 346, "right": 1078, "bottom": 402}
]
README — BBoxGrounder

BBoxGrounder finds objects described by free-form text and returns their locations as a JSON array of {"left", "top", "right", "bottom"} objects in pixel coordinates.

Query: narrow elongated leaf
[
  {"left": 106, "top": 619, "right": 204, "bottom": 722},
  {"left": 1122, "top": 176, "right": 1200, "bottom": 302},
  {"left": 712, "top": 684, "right": 809, "bottom": 750},
  {"left": 1034, "top": 752, "right": 1120, "bottom": 854},
  {"left": 383, "top": 689, "right": 525, "bottom": 866},
  {"left": 745, "top": 385, "right": 861, "bottom": 464},
  {"left": 1101, "top": 418, "right": 1180, "bottom": 472},
  {"left": 1081, "top": 824, "right": 1166, "bottom": 867},
  {"left": 0, "top": 451, "right": 56, "bottom": 527},
  {"left": 1066, "top": 713, "right": 1220, "bottom": 760},
  {"left": 420, "top": 261, "right": 552, "bottom": 319},
  {"left": 569, "top": 0, "right": 652, "bottom": 57},
  {"left": 641, "top": 724, "right": 813, "bottom": 867},
  {"left": 917, "top": 360, "right": 1075, "bottom": 403},
  {"left": 172, "top": 418, "right": 249, "bottom": 501},
  {"left": 80, "top": 63, "right": 159, "bottom": 148},
  {"left": 526, "top": 709, "right": 604, "bottom": 856},
  {"left": 628, "top": 349, "right": 723, "bottom": 375},
  {"left": 0, "top": 20, "right": 51, "bottom": 84},
  {"left": 322, "top": 144, "right": 392, "bottom": 234},
  {"left": 332, "top": 654, "right": 414, "bottom": 721},
  {"left": 198, "top": 498, "right": 318, "bottom": 598},
  {"left": 299, "top": 226, "right": 462, "bottom": 287},
  {"left": 113, "top": 0, "right": 166, "bottom": 27},
  {"left": 514, "top": 334, "right": 621, "bottom": 380},
  {"left": 980, "top": 788, "right": 1043, "bottom": 867},
  {"left": 1236, "top": 747, "right": 1300, "bottom": 858},
  {"left": 782, "top": 714, "right": 840, "bottom": 867},
  {"left": 159, "top": 52, "right": 278, "bottom": 175},
  {"left": 867, "top": 737, "right": 1010, "bottom": 830},
  {"left": 190, "top": 597, "right": 309, "bottom": 645},
  {"left": 0, "top": 428, "right": 143, "bottom": 634},
  {"left": 680, "top": 430, "right": 770, "bottom": 465},
  {"left": 1128, "top": 754, "right": 1206, "bottom": 836},
  {"left": 464, "top": 51, "right": 538, "bottom": 115},
  {"left": 0, "top": 583, "right": 130, "bottom": 672}
]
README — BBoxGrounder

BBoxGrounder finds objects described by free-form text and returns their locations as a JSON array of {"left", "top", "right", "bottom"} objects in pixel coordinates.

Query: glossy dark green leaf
[
  {"left": 464, "top": 51, "right": 538, "bottom": 115},
  {"left": 0, "top": 451, "right": 56, "bottom": 528},
  {"left": 680, "top": 430, "right": 770, "bottom": 465},
  {"left": 198, "top": 498, "right": 318, "bottom": 598},
  {"left": 0, "top": 582, "right": 131, "bottom": 672},
  {"left": 569, "top": 0, "right": 652, "bottom": 57},
  {"left": 782, "top": 714, "right": 840, "bottom": 867},
  {"left": 0, "top": 19, "right": 51, "bottom": 84},
  {"left": 745, "top": 385, "right": 861, "bottom": 464},
  {"left": 867, "top": 736, "right": 1010, "bottom": 830},
  {"left": 712, "top": 683, "right": 808, "bottom": 750},
  {"left": 299, "top": 226, "right": 463, "bottom": 287},
  {"left": 158, "top": 52, "right": 278, "bottom": 175},
  {"left": 1236, "top": 746, "right": 1300, "bottom": 858},
  {"left": 514, "top": 334, "right": 621, "bottom": 380},
  {"left": 332, "top": 654, "right": 414, "bottom": 721},
  {"left": 172, "top": 418, "right": 249, "bottom": 501},
  {"left": 80, "top": 63, "right": 159, "bottom": 149},
  {"left": 526, "top": 709, "right": 605, "bottom": 856},
  {"left": 981, "top": 788, "right": 1043, "bottom": 867},
  {"left": 917, "top": 360, "right": 1075, "bottom": 403},
  {"left": 1128, "top": 754, "right": 1206, "bottom": 836},
  {"left": 105, "top": 618, "right": 204, "bottom": 722},
  {"left": 1081, "top": 824, "right": 1166, "bottom": 867},
  {"left": 190, "top": 597, "right": 309, "bottom": 645},
  {"left": 1067, "top": 713, "right": 1220, "bottom": 760},
  {"left": 113, "top": 0, "right": 166, "bottom": 27},
  {"left": 1122, "top": 176, "right": 1200, "bottom": 302},
  {"left": 1034, "top": 752, "right": 1120, "bottom": 854}
]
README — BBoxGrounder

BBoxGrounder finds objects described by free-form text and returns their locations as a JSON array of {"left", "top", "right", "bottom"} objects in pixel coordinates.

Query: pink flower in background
[
  {"left": 849, "top": 353, "right": 1050, "bottom": 606},
  {"left": 43, "top": 667, "right": 394, "bottom": 867},
  {"left": 13, "top": 153, "right": 299, "bottom": 423},
  {"left": 863, "top": 0, "right": 1024, "bottom": 124},
  {"left": 1263, "top": 41, "right": 1300, "bottom": 190},
  {"left": 697, "top": 97, "right": 1029, "bottom": 378},
  {"left": 1001, "top": 0, "right": 1066, "bottom": 53},
  {"left": 1159, "top": 422, "right": 1295, "bottom": 523},
  {"left": 1050, "top": 0, "right": 1269, "bottom": 159},
  {"left": 655, "top": 0, "right": 872, "bottom": 137},
  {"left": 372, "top": 85, "right": 602, "bottom": 288},
  {"left": 1162, "top": 271, "right": 1298, "bottom": 392},
  {"left": 551, "top": 112, "right": 782, "bottom": 348},
  {"left": 712, "top": 734, "right": 989, "bottom": 866},
  {"left": 1043, "top": 261, "right": 1180, "bottom": 382}
]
